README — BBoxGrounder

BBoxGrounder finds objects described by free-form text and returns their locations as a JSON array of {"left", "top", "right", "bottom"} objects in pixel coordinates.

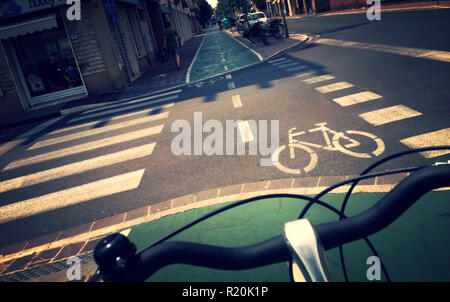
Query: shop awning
[{"left": 0, "top": 14, "right": 57, "bottom": 40}]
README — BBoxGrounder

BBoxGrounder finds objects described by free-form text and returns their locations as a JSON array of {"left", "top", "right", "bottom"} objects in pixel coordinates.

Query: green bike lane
[
  {"left": 2, "top": 174, "right": 449, "bottom": 282},
  {"left": 187, "top": 28, "right": 262, "bottom": 83},
  {"left": 127, "top": 190, "right": 450, "bottom": 282}
]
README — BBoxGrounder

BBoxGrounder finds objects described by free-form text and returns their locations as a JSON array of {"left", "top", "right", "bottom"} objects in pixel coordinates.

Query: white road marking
[
  {"left": 285, "top": 66, "right": 308, "bottom": 73},
  {"left": 400, "top": 128, "right": 450, "bottom": 158},
  {"left": 275, "top": 62, "right": 298, "bottom": 69},
  {"left": 238, "top": 121, "right": 254, "bottom": 143},
  {"left": 294, "top": 71, "right": 318, "bottom": 78},
  {"left": 0, "top": 169, "right": 145, "bottom": 224},
  {"left": 3, "top": 126, "right": 163, "bottom": 171},
  {"left": 316, "top": 38, "right": 450, "bottom": 63},
  {"left": 30, "top": 113, "right": 168, "bottom": 150},
  {"left": 69, "top": 98, "right": 175, "bottom": 124},
  {"left": 227, "top": 81, "right": 235, "bottom": 90},
  {"left": 221, "top": 58, "right": 226, "bottom": 63},
  {"left": 268, "top": 57, "right": 287, "bottom": 64},
  {"left": 302, "top": 74, "right": 335, "bottom": 84},
  {"left": 359, "top": 105, "right": 422, "bottom": 126},
  {"left": 186, "top": 32, "right": 207, "bottom": 83},
  {"left": 52, "top": 104, "right": 172, "bottom": 135},
  {"left": 0, "top": 143, "right": 155, "bottom": 193},
  {"left": 332, "top": 91, "right": 382, "bottom": 106},
  {"left": 232, "top": 95, "right": 243, "bottom": 108},
  {"left": 224, "top": 65, "right": 228, "bottom": 71},
  {"left": 315, "top": 82, "right": 354, "bottom": 93},
  {"left": 226, "top": 74, "right": 232, "bottom": 80},
  {"left": 80, "top": 90, "right": 179, "bottom": 116},
  {"left": 0, "top": 117, "right": 63, "bottom": 156}
]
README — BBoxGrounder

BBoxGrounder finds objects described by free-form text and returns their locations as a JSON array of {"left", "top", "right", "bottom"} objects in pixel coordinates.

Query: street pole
[{"left": 280, "top": 0, "right": 289, "bottom": 38}]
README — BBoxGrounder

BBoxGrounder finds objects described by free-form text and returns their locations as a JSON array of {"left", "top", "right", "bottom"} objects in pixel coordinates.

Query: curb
[{"left": 0, "top": 172, "right": 421, "bottom": 278}]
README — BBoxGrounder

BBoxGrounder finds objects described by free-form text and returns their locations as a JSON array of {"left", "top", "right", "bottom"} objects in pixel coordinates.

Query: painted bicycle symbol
[
  {"left": 271, "top": 122, "right": 385, "bottom": 175},
  {"left": 188, "top": 76, "right": 224, "bottom": 88}
]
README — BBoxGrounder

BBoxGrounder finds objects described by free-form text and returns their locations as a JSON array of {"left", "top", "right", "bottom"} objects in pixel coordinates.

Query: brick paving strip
[{"left": 1, "top": 172, "right": 435, "bottom": 281}]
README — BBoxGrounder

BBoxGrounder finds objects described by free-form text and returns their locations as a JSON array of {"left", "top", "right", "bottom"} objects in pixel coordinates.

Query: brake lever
[{"left": 284, "top": 219, "right": 331, "bottom": 282}]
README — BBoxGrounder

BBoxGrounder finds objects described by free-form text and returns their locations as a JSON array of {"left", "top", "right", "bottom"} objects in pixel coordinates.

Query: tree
[
  {"left": 251, "top": 0, "right": 267, "bottom": 11},
  {"left": 195, "top": 0, "right": 213, "bottom": 26}
]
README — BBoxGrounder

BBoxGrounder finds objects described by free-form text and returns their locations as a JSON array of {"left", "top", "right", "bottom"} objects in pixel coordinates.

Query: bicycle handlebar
[
  {"left": 93, "top": 165, "right": 450, "bottom": 282},
  {"left": 315, "top": 164, "right": 450, "bottom": 250}
]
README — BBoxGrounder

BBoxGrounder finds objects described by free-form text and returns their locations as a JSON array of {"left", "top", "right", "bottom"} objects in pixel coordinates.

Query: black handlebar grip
[
  {"left": 133, "top": 235, "right": 291, "bottom": 281},
  {"left": 315, "top": 165, "right": 450, "bottom": 250}
]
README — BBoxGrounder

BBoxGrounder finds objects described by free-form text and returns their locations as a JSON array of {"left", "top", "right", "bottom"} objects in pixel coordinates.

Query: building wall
[
  {"left": 61, "top": 2, "right": 111, "bottom": 95},
  {"left": 0, "top": 42, "right": 22, "bottom": 116}
]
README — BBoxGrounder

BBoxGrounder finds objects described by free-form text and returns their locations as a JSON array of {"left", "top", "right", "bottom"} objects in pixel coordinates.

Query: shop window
[{"left": 11, "top": 15, "right": 83, "bottom": 98}]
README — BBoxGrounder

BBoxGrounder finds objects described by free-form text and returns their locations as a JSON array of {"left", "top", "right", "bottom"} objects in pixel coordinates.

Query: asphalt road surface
[{"left": 0, "top": 8, "right": 449, "bottom": 247}]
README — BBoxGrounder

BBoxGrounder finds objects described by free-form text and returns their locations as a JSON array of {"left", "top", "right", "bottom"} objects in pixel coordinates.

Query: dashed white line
[
  {"left": 359, "top": 105, "right": 422, "bottom": 126},
  {"left": 315, "top": 82, "right": 354, "bottom": 94},
  {"left": 333, "top": 91, "right": 382, "bottom": 107},
  {"left": 238, "top": 121, "right": 255, "bottom": 143},
  {"left": 400, "top": 128, "right": 450, "bottom": 158},
  {"left": 268, "top": 57, "right": 287, "bottom": 63},
  {"left": 302, "top": 74, "right": 335, "bottom": 84},
  {"left": 232, "top": 95, "right": 243, "bottom": 108}
]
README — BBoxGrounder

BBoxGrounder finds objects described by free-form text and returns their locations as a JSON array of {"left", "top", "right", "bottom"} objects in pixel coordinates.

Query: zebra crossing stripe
[
  {"left": 51, "top": 104, "right": 172, "bottom": 135},
  {"left": 68, "top": 98, "right": 175, "bottom": 124},
  {"left": 80, "top": 89, "right": 180, "bottom": 115},
  {"left": 77, "top": 94, "right": 178, "bottom": 118},
  {"left": 285, "top": 66, "right": 308, "bottom": 73},
  {"left": 359, "top": 105, "right": 422, "bottom": 126},
  {"left": 332, "top": 91, "right": 382, "bottom": 106},
  {"left": 400, "top": 128, "right": 450, "bottom": 159},
  {"left": 3, "top": 126, "right": 163, "bottom": 171},
  {"left": 274, "top": 62, "right": 298, "bottom": 69},
  {"left": 315, "top": 82, "right": 354, "bottom": 94},
  {"left": 0, "top": 117, "right": 64, "bottom": 156},
  {"left": 0, "top": 143, "right": 156, "bottom": 194},
  {"left": 268, "top": 57, "right": 286, "bottom": 64},
  {"left": 302, "top": 74, "right": 335, "bottom": 84},
  {"left": 0, "top": 169, "right": 145, "bottom": 224},
  {"left": 29, "top": 113, "right": 168, "bottom": 150}
]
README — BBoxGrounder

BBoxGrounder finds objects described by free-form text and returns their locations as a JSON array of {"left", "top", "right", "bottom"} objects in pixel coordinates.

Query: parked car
[
  {"left": 247, "top": 12, "right": 268, "bottom": 26},
  {"left": 242, "top": 12, "right": 268, "bottom": 37}
]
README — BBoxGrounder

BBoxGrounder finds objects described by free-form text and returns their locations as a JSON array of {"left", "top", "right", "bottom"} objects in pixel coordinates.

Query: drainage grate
[{"left": 0, "top": 252, "right": 94, "bottom": 282}]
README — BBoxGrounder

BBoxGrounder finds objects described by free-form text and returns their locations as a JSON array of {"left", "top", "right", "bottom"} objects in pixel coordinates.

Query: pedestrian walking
[{"left": 164, "top": 22, "right": 181, "bottom": 70}]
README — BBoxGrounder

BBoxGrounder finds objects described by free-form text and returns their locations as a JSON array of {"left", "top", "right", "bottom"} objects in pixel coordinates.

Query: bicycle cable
[
  {"left": 93, "top": 146, "right": 449, "bottom": 282},
  {"left": 297, "top": 145, "right": 450, "bottom": 282}
]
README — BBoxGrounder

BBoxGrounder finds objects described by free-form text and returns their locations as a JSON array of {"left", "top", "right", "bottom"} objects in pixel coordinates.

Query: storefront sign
[{"left": 0, "top": 0, "right": 67, "bottom": 20}]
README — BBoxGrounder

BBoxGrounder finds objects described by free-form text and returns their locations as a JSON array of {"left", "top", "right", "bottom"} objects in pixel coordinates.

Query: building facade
[{"left": 0, "top": 0, "right": 196, "bottom": 117}]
